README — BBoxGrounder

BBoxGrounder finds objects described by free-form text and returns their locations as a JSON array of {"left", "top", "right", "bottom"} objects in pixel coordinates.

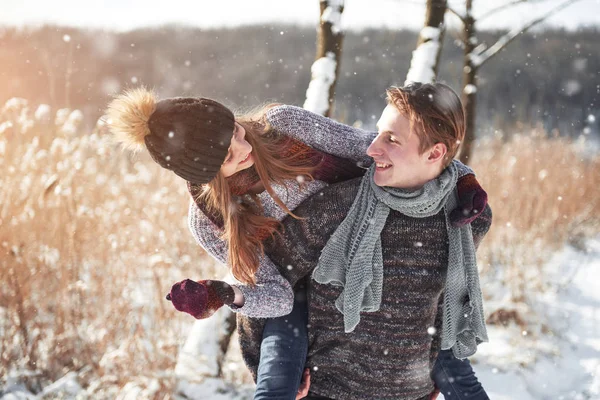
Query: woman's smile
[{"left": 239, "top": 153, "right": 252, "bottom": 164}]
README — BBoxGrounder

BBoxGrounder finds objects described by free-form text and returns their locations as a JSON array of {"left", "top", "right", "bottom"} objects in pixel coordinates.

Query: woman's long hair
[{"left": 197, "top": 105, "right": 319, "bottom": 285}]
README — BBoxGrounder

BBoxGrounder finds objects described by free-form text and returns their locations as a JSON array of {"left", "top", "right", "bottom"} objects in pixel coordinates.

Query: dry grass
[
  {"left": 471, "top": 126, "right": 600, "bottom": 302},
  {"left": 0, "top": 99, "right": 222, "bottom": 397},
  {"left": 0, "top": 100, "right": 598, "bottom": 397}
]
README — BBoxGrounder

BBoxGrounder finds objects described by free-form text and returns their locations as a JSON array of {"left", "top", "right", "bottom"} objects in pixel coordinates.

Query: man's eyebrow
[{"left": 375, "top": 125, "right": 394, "bottom": 134}]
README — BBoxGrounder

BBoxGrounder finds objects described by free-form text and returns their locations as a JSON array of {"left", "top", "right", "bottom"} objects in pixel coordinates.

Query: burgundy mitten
[
  {"left": 449, "top": 174, "right": 488, "bottom": 227},
  {"left": 166, "top": 279, "right": 235, "bottom": 319}
]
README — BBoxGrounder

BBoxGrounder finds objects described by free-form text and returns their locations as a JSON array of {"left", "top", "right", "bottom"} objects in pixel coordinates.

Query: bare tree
[
  {"left": 448, "top": 0, "right": 584, "bottom": 164},
  {"left": 406, "top": 0, "right": 448, "bottom": 84},
  {"left": 304, "top": 0, "right": 345, "bottom": 117}
]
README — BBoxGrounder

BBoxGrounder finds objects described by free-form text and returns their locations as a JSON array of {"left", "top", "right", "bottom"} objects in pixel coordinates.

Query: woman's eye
[{"left": 388, "top": 135, "right": 398, "bottom": 143}]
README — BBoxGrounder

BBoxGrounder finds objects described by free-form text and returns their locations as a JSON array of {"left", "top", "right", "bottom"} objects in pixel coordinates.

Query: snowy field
[
  {"left": 467, "top": 238, "right": 600, "bottom": 400},
  {"left": 2, "top": 238, "right": 599, "bottom": 400}
]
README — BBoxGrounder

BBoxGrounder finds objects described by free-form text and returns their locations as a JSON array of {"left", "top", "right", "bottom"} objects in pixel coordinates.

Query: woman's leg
[
  {"left": 254, "top": 288, "right": 308, "bottom": 400},
  {"left": 432, "top": 349, "right": 489, "bottom": 400}
]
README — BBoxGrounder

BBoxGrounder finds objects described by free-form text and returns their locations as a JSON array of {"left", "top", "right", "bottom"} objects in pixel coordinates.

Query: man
[{"left": 236, "top": 82, "right": 492, "bottom": 400}]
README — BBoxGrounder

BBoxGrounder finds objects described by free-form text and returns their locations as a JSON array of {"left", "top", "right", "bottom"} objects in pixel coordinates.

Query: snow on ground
[
  {"left": 2, "top": 238, "right": 599, "bottom": 399},
  {"left": 442, "top": 237, "right": 600, "bottom": 400}
]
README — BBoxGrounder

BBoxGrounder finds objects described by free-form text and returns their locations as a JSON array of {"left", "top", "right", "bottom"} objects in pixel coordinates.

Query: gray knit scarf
[{"left": 313, "top": 161, "right": 488, "bottom": 359}]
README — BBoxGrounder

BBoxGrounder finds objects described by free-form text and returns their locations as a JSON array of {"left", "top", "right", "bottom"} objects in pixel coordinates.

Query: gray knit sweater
[
  {"left": 188, "top": 105, "right": 474, "bottom": 318},
  {"left": 238, "top": 178, "right": 493, "bottom": 400}
]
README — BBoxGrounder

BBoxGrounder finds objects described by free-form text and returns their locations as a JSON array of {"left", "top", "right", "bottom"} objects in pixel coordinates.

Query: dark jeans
[
  {"left": 254, "top": 290, "right": 309, "bottom": 400},
  {"left": 432, "top": 349, "right": 489, "bottom": 400}
]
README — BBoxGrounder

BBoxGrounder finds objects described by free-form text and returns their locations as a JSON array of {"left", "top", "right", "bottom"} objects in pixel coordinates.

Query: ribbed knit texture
[
  {"left": 237, "top": 177, "right": 492, "bottom": 400},
  {"left": 147, "top": 97, "right": 234, "bottom": 184}
]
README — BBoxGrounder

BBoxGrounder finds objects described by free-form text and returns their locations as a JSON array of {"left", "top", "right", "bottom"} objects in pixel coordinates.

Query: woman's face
[{"left": 220, "top": 122, "right": 255, "bottom": 178}]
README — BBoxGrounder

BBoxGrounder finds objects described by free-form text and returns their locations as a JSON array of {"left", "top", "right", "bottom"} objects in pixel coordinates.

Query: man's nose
[{"left": 367, "top": 140, "right": 382, "bottom": 157}]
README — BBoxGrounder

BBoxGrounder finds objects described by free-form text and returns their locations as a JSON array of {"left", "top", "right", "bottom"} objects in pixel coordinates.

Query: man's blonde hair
[{"left": 386, "top": 82, "right": 465, "bottom": 167}]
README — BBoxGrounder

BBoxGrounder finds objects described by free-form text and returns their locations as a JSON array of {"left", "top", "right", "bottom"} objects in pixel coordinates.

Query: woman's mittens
[
  {"left": 166, "top": 279, "right": 235, "bottom": 319},
  {"left": 450, "top": 174, "right": 488, "bottom": 227}
]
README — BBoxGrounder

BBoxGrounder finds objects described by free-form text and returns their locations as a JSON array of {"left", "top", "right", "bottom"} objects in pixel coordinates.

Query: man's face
[{"left": 366, "top": 105, "right": 433, "bottom": 190}]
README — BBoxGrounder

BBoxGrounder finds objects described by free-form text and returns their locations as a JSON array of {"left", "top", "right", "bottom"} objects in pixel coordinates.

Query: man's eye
[{"left": 388, "top": 135, "right": 398, "bottom": 143}]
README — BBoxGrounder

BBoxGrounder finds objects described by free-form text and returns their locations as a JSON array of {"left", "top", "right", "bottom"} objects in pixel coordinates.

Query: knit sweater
[
  {"left": 238, "top": 177, "right": 493, "bottom": 400},
  {"left": 188, "top": 105, "right": 475, "bottom": 317}
]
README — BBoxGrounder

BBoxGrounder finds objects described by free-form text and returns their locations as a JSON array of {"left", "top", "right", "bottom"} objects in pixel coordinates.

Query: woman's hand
[
  {"left": 296, "top": 368, "right": 311, "bottom": 399},
  {"left": 450, "top": 174, "right": 488, "bottom": 227},
  {"left": 166, "top": 279, "right": 235, "bottom": 319}
]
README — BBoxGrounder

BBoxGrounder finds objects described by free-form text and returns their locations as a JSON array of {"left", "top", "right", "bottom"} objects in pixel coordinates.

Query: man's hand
[
  {"left": 449, "top": 174, "right": 488, "bottom": 227},
  {"left": 166, "top": 279, "right": 235, "bottom": 319},
  {"left": 296, "top": 368, "right": 311, "bottom": 399}
]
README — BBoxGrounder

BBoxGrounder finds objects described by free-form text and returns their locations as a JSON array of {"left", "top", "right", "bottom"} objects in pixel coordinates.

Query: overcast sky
[{"left": 0, "top": 0, "right": 598, "bottom": 32}]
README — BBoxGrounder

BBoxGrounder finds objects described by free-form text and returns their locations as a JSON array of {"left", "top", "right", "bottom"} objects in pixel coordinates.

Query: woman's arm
[
  {"left": 266, "top": 105, "right": 376, "bottom": 167},
  {"left": 188, "top": 201, "right": 294, "bottom": 318},
  {"left": 266, "top": 106, "right": 477, "bottom": 179}
]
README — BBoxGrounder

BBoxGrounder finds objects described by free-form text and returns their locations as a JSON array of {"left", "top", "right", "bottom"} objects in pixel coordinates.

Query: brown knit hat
[{"left": 106, "top": 87, "right": 234, "bottom": 184}]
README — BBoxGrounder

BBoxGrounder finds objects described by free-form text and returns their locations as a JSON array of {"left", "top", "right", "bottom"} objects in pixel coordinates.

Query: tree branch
[
  {"left": 446, "top": 6, "right": 466, "bottom": 24},
  {"left": 472, "top": 0, "right": 583, "bottom": 68},
  {"left": 478, "top": 0, "right": 530, "bottom": 21}
]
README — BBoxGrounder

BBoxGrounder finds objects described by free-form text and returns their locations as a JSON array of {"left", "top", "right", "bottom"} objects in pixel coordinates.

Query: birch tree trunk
[
  {"left": 303, "top": 0, "right": 345, "bottom": 117},
  {"left": 405, "top": 0, "right": 447, "bottom": 84},
  {"left": 459, "top": 1, "right": 477, "bottom": 164}
]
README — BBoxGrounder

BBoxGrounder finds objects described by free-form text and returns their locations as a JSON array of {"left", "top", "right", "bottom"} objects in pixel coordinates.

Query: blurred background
[{"left": 1, "top": 1, "right": 599, "bottom": 399}]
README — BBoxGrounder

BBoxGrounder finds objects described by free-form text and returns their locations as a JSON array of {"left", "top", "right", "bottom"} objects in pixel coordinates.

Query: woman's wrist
[{"left": 232, "top": 285, "right": 245, "bottom": 307}]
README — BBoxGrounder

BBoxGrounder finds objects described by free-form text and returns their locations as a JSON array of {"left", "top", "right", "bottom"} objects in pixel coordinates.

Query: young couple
[{"left": 107, "top": 82, "right": 491, "bottom": 400}]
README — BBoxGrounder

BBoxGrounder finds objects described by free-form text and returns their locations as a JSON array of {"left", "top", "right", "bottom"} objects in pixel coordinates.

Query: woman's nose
[{"left": 231, "top": 137, "right": 251, "bottom": 158}]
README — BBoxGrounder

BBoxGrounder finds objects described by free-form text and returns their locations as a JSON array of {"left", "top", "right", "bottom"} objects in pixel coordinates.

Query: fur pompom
[{"left": 106, "top": 87, "right": 157, "bottom": 151}]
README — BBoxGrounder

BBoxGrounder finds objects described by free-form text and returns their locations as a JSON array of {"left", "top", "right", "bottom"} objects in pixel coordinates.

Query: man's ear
[{"left": 427, "top": 143, "right": 447, "bottom": 163}]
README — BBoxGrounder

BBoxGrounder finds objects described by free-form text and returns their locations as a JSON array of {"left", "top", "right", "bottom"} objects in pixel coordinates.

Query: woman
[{"left": 106, "top": 87, "right": 488, "bottom": 400}]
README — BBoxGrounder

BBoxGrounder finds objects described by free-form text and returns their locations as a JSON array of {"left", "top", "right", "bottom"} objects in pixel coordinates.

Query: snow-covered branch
[
  {"left": 321, "top": 0, "right": 344, "bottom": 35},
  {"left": 304, "top": 52, "right": 338, "bottom": 115},
  {"left": 305, "top": 1, "right": 345, "bottom": 116},
  {"left": 405, "top": 27, "right": 441, "bottom": 84}
]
